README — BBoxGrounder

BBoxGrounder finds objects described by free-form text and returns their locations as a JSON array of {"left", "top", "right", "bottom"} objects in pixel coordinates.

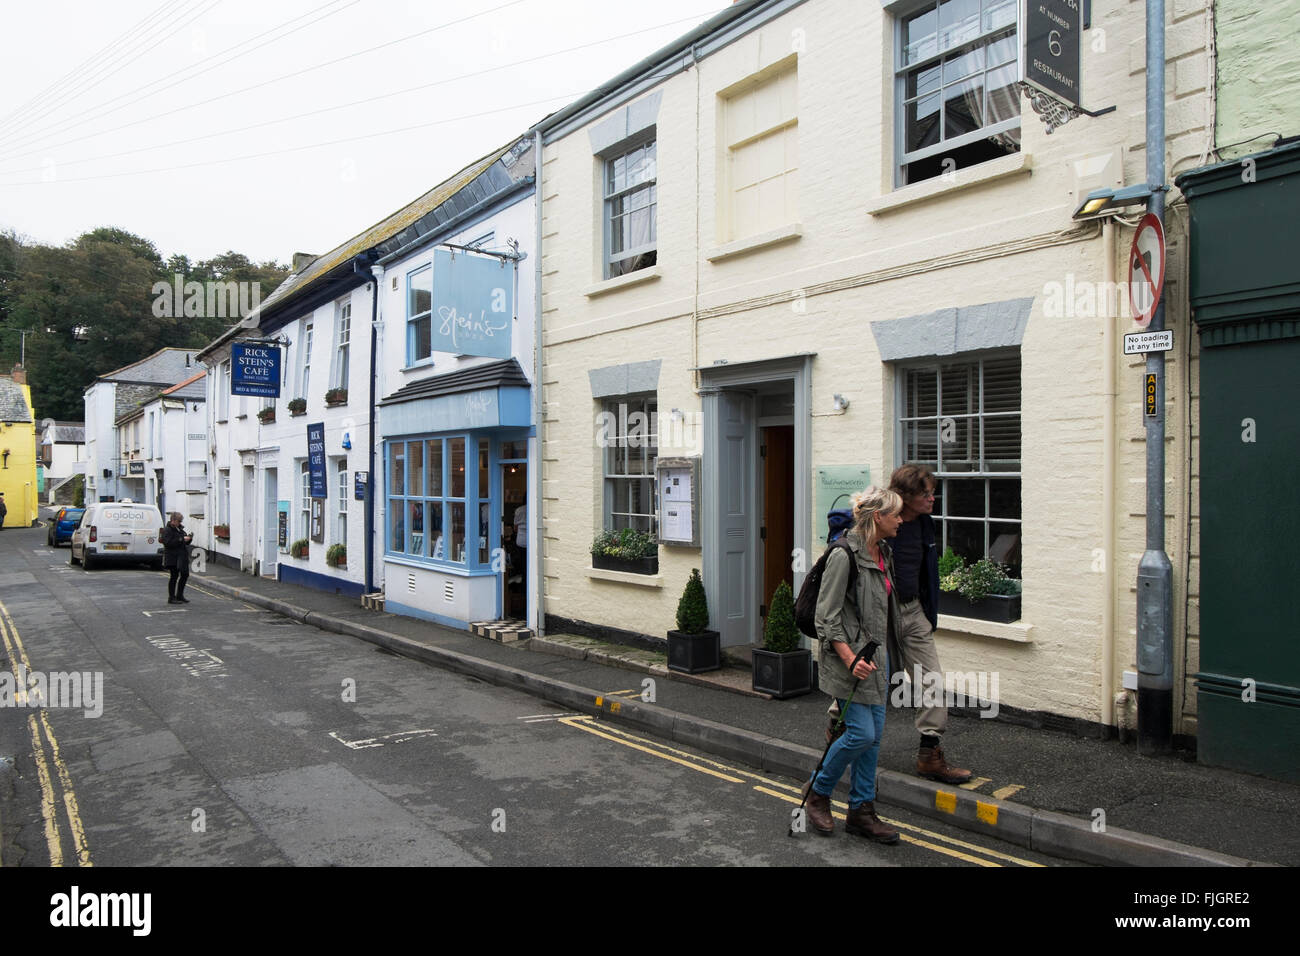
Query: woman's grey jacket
[{"left": 815, "top": 531, "right": 898, "bottom": 704}]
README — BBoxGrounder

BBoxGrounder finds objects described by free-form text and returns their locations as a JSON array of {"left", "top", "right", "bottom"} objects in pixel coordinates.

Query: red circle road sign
[{"left": 1128, "top": 212, "right": 1166, "bottom": 325}]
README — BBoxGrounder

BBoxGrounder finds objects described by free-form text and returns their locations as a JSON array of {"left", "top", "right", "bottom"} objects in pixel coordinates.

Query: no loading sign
[{"left": 1128, "top": 213, "right": 1166, "bottom": 325}]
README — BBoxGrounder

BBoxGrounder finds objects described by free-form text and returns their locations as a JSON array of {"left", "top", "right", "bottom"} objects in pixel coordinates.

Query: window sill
[
  {"left": 585, "top": 566, "right": 663, "bottom": 588},
  {"left": 401, "top": 359, "right": 436, "bottom": 374},
  {"left": 937, "top": 613, "right": 1033, "bottom": 643},
  {"left": 583, "top": 266, "right": 662, "bottom": 298},
  {"left": 706, "top": 222, "right": 802, "bottom": 262},
  {"left": 865, "top": 152, "right": 1033, "bottom": 217},
  {"left": 383, "top": 553, "right": 495, "bottom": 577}
]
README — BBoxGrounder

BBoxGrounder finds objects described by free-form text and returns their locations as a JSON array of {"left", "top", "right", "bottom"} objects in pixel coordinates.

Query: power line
[
  {"left": 0, "top": 0, "right": 361, "bottom": 157},
  {"left": 1, "top": 0, "right": 216, "bottom": 144},
  {"left": 0, "top": 0, "right": 530, "bottom": 163},
  {"left": 0, "top": 11, "right": 718, "bottom": 177}
]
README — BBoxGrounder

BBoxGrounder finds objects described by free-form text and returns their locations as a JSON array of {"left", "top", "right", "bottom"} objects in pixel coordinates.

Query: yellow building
[{"left": 0, "top": 368, "right": 39, "bottom": 528}]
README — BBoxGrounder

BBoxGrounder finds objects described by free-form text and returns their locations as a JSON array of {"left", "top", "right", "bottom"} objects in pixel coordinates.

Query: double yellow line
[
  {"left": 0, "top": 599, "right": 92, "bottom": 867},
  {"left": 559, "top": 715, "right": 1043, "bottom": 867}
]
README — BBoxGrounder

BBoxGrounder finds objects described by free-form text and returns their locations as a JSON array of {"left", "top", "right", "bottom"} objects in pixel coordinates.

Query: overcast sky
[{"left": 0, "top": 0, "right": 728, "bottom": 265}]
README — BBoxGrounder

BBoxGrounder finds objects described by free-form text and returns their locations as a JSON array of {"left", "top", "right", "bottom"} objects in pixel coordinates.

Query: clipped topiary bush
[
  {"left": 675, "top": 568, "right": 709, "bottom": 634},
  {"left": 763, "top": 580, "right": 799, "bottom": 653}
]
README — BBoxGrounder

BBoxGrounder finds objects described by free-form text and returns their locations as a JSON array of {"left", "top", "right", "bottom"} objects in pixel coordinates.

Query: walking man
[
  {"left": 161, "top": 512, "right": 192, "bottom": 605},
  {"left": 888, "top": 464, "right": 973, "bottom": 784}
]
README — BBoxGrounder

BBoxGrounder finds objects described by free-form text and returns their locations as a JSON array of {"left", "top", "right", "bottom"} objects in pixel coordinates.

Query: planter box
[
  {"left": 591, "top": 553, "right": 658, "bottom": 575},
  {"left": 939, "top": 591, "right": 1021, "bottom": 623},
  {"left": 667, "top": 629, "right": 720, "bottom": 674},
  {"left": 752, "top": 648, "right": 813, "bottom": 699}
]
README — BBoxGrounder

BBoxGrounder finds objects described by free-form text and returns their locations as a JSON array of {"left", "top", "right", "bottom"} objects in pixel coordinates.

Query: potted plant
[
  {"left": 290, "top": 538, "right": 309, "bottom": 559},
  {"left": 326, "top": 543, "right": 347, "bottom": 568},
  {"left": 213, "top": 524, "right": 231, "bottom": 541},
  {"left": 287, "top": 397, "right": 307, "bottom": 416},
  {"left": 325, "top": 387, "right": 348, "bottom": 406},
  {"left": 590, "top": 528, "right": 658, "bottom": 575},
  {"left": 667, "top": 568, "right": 721, "bottom": 674},
  {"left": 257, "top": 406, "right": 276, "bottom": 424},
  {"left": 752, "top": 580, "right": 813, "bottom": 698},
  {"left": 938, "top": 551, "right": 1022, "bottom": 623}
]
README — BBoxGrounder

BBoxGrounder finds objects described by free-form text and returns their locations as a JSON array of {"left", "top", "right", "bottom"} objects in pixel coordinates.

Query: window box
[
  {"left": 326, "top": 543, "right": 347, "bottom": 568},
  {"left": 938, "top": 591, "right": 1021, "bottom": 623},
  {"left": 287, "top": 397, "right": 307, "bottom": 416},
  {"left": 325, "top": 388, "right": 348, "bottom": 407},
  {"left": 256, "top": 408, "right": 275, "bottom": 424},
  {"left": 290, "top": 538, "right": 309, "bottom": 559},
  {"left": 213, "top": 524, "right": 230, "bottom": 541},
  {"left": 751, "top": 648, "right": 813, "bottom": 700},
  {"left": 591, "top": 552, "right": 658, "bottom": 575}
]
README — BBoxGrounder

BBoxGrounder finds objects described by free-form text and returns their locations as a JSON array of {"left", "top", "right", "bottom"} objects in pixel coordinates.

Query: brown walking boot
[
  {"left": 801, "top": 781, "right": 834, "bottom": 836},
  {"left": 845, "top": 802, "right": 899, "bottom": 844},
  {"left": 917, "top": 744, "right": 972, "bottom": 784}
]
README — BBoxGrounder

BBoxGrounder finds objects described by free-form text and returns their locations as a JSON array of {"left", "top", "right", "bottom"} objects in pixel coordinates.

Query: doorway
[
  {"left": 263, "top": 469, "right": 278, "bottom": 577},
  {"left": 501, "top": 461, "right": 527, "bottom": 619},
  {"left": 760, "top": 422, "right": 795, "bottom": 620}
]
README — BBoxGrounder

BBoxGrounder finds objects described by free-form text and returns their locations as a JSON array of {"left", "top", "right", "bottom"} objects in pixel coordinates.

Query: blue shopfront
[{"left": 378, "top": 358, "right": 533, "bottom": 629}]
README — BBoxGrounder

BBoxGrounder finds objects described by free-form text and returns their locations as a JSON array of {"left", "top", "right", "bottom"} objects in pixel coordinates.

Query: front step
[
  {"left": 361, "top": 591, "right": 385, "bottom": 612},
  {"left": 470, "top": 619, "right": 534, "bottom": 643}
]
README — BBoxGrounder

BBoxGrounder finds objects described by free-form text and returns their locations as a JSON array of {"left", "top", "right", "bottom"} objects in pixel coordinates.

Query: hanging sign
[
  {"left": 230, "top": 343, "right": 282, "bottom": 397},
  {"left": 307, "top": 423, "right": 327, "bottom": 498},
  {"left": 1128, "top": 213, "right": 1166, "bottom": 325},
  {"left": 1021, "top": 0, "right": 1083, "bottom": 109},
  {"left": 429, "top": 249, "right": 514, "bottom": 359}
]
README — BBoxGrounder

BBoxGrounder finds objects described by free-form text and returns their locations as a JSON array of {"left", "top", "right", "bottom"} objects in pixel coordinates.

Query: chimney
[
  {"left": 292, "top": 252, "right": 316, "bottom": 272},
  {"left": 10, "top": 364, "right": 25, "bottom": 385}
]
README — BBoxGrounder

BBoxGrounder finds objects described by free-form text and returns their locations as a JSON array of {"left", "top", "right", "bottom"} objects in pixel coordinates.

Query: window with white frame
[
  {"left": 604, "top": 139, "right": 657, "bottom": 278},
  {"left": 299, "top": 460, "right": 311, "bottom": 540},
  {"left": 721, "top": 60, "right": 798, "bottom": 242},
  {"left": 336, "top": 458, "right": 348, "bottom": 546},
  {"left": 334, "top": 300, "right": 351, "bottom": 390},
  {"left": 895, "top": 0, "right": 1020, "bottom": 186},
  {"left": 300, "top": 323, "right": 314, "bottom": 399},
  {"left": 217, "top": 361, "right": 230, "bottom": 420},
  {"left": 407, "top": 266, "right": 433, "bottom": 365},
  {"left": 602, "top": 396, "right": 657, "bottom": 534},
  {"left": 898, "top": 352, "right": 1020, "bottom": 574},
  {"left": 219, "top": 469, "right": 230, "bottom": 525}
]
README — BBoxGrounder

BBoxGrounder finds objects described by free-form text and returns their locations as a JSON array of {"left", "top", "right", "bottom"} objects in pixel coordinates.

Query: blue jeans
[{"left": 811, "top": 700, "right": 886, "bottom": 807}]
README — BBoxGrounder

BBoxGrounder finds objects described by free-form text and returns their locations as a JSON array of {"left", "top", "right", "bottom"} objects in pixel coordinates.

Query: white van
[{"left": 70, "top": 500, "right": 165, "bottom": 571}]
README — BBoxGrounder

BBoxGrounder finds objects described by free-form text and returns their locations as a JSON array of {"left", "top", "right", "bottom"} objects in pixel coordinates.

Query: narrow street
[{"left": 0, "top": 519, "right": 1066, "bottom": 867}]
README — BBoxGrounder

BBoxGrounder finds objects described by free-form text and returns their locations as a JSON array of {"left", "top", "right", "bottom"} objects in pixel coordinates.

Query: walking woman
[
  {"left": 803, "top": 486, "right": 903, "bottom": 843},
  {"left": 161, "top": 512, "right": 193, "bottom": 605}
]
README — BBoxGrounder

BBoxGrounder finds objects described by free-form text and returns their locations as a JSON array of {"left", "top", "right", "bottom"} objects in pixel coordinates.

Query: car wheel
[
  {"left": 69, "top": 549, "right": 81, "bottom": 566},
  {"left": 47, "top": 530, "right": 53, "bottom": 546},
  {"left": 82, "top": 553, "right": 95, "bottom": 571}
]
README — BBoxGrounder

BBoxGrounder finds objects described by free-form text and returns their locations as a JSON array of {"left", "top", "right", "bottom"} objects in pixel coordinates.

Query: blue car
[{"left": 47, "top": 507, "right": 85, "bottom": 547}]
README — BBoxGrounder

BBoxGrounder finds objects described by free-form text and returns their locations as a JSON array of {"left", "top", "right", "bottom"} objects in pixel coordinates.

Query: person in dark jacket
[
  {"left": 161, "top": 512, "right": 193, "bottom": 605},
  {"left": 888, "top": 464, "right": 973, "bottom": 784},
  {"left": 0, "top": 492, "right": 7, "bottom": 529}
]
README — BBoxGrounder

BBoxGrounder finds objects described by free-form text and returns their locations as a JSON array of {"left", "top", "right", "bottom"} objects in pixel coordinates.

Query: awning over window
[{"left": 378, "top": 358, "right": 531, "bottom": 436}]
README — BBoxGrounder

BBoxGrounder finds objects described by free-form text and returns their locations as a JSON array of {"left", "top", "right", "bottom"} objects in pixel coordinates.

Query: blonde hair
[{"left": 851, "top": 486, "right": 903, "bottom": 545}]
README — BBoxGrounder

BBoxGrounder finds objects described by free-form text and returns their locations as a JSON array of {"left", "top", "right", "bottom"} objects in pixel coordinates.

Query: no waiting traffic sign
[{"left": 1128, "top": 213, "right": 1166, "bottom": 325}]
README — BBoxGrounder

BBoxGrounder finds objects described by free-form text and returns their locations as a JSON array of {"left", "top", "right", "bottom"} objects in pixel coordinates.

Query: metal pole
[{"left": 1137, "top": 0, "right": 1173, "bottom": 754}]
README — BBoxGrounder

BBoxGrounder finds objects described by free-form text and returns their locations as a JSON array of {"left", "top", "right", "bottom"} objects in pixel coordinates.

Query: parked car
[
  {"left": 46, "top": 507, "right": 85, "bottom": 547},
  {"left": 69, "top": 500, "right": 165, "bottom": 571}
]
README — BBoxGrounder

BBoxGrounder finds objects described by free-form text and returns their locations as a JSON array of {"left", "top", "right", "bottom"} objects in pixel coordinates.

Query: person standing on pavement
[
  {"left": 161, "top": 512, "right": 193, "bottom": 605},
  {"left": 888, "top": 464, "right": 973, "bottom": 785},
  {"left": 0, "top": 492, "right": 7, "bottom": 530},
  {"left": 803, "top": 486, "right": 903, "bottom": 844}
]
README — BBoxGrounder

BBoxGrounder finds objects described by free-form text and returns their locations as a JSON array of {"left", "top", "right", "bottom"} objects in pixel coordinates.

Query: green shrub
[
  {"left": 675, "top": 568, "right": 710, "bottom": 633},
  {"left": 957, "top": 558, "right": 1012, "bottom": 602},
  {"left": 937, "top": 545, "right": 964, "bottom": 578},
  {"left": 290, "top": 538, "right": 309, "bottom": 558},
  {"left": 763, "top": 580, "right": 800, "bottom": 653},
  {"left": 326, "top": 543, "right": 347, "bottom": 567},
  {"left": 591, "top": 527, "right": 657, "bottom": 560}
]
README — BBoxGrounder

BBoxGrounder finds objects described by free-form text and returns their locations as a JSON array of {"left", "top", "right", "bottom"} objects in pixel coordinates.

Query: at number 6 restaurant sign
[{"left": 1020, "top": 0, "right": 1082, "bottom": 109}]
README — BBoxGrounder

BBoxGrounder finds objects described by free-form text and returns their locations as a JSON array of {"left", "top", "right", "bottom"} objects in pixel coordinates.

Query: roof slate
[{"left": 0, "top": 376, "right": 32, "bottom": 423}]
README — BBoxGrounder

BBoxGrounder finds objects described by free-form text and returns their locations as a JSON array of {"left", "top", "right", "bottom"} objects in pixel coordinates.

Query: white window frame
[
  {"left": 218, "top": 469, "right": 231, "bottom": 526},
  {"left": 333, "top": 300, "right": 351, "bottom": 391},
  {"left": 603, "top": 138, "right": 657, "bottom": 279},
  {"left": 406, "top": 265, "right": 433, "bottom": 366},
  {"left": 299, "top": 460, "right": 311, "bottom": 541},
  {"left": 893, "top": 0, "right": 1021, "bottom": 187},
  {"left": 601, "top": 395, "right": 658, "bottom": 534},
  {"left": 895, "top": 350, "right": 1021, "bottom": 570},
  {"left": 336, "top": 458, "right": 348, "bottom": 546},
  {"left": 300, "top": 323, "right": 314, "bottom": 400},
  {"left": 217, "top": 361, "right": 230, "bottom": 421}
]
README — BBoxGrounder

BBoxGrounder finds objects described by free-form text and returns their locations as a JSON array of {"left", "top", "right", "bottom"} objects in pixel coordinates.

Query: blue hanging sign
[
  {"left": 307, "top": 422, "right": 327, "bottom": 498},
  {"left": 231, "top": 343, "right": 282, "bottom": 397},
  {"left": 430, "top": 249, "right": 514, "bottom": 359}
]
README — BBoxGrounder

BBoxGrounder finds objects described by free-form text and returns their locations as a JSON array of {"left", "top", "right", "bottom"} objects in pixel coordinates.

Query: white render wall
[{"left": 539, "top": 0, "right": 1210, "bottom": 731}]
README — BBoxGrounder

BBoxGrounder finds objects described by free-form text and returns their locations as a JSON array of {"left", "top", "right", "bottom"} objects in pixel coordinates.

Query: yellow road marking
[
  {"left": 563, "top": 717, "right": 1043, "bottom": 867},
  {"left": 992, "top": 784, "right": 1025, "bottom": 800},
  {"left": 935, "top": 791, "right": 957, "bottom": 813},
  {"left": 975, "top": 800, "right": 998, "bottom": 826},
  {"left": 959, "top": 776, "right": 992, "bottom": 791},
  {"left": 754, "top": 786, "right": 1000, "bottom": 867},
  {"left": 557, "top": 717, "right": 743, "bottom": 783},
  {"left": 0, "top": 600, "right": 92, "bottom": 867}
]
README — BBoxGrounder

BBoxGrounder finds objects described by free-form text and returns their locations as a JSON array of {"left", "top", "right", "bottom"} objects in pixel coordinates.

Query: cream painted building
[{"left": 535, "top": 0, "right": 1214, "bottom": 736}]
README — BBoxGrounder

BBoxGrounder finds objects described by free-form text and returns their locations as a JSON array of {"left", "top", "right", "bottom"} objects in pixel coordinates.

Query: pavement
[{"left": 181, "top": 559, "right": 1296, "bottom": 867}]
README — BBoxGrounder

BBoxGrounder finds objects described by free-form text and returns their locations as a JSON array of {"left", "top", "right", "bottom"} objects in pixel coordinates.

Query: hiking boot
[
  {"left": 845, "top": 802, "right": 899, "bottom": 844},
  {"left": 802, "top": 781, "right": 834, "bottom": 837},
  {"left": 917, "top": 745, "right": 972, "bottom": 784}
]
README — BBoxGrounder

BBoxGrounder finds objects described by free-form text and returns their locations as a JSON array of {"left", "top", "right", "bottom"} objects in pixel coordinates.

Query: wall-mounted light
[
  {"left": 831, "top": 394, "right": 850, "bottom": 412},
  {"left": 1072, "top": 184, "right": 1154, "bottom": 220},
  {"left": 670, "top": 408, "right": 685, "bottom": 423}
]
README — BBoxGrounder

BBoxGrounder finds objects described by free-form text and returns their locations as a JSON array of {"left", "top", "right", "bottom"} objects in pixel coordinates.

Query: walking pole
[{"left": 789, "top": 640, "right": 879, "bottom": 837}]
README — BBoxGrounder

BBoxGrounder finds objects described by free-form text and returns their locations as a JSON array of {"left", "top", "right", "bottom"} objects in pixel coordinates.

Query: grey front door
[{"left": 716, "top": 391, "right": 755, "bottom": 647}]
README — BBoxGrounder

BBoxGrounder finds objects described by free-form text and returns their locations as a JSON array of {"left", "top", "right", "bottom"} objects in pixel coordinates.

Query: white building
[{"left": 38, "top": 420, "right": 86, "bottom": 503}]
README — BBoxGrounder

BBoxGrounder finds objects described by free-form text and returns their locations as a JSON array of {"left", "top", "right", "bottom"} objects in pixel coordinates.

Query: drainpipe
[
  {"left": 532, "top": 128, "right": 545, "bottom": 636},
  {"left": 1101, "top": 219, "right": 1117, "bottom": 729},
  {"left": 354, "top": 255, "right": 381, "bottom": 596}
]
